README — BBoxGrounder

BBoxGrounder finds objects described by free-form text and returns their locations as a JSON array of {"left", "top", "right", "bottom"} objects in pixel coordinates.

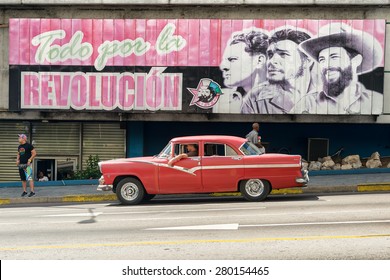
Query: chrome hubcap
[
  {"left": 245, "top": 179, "right": 264, "bottom": 197},
  {"left": 121, "top": 183, "right": 139, "bottom": 201}
]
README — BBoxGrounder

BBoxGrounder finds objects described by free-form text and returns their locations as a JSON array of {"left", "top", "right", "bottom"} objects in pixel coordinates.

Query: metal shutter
[
  {"left": 31, "top": 123, "right": 81, "bottom": 157},
  {"left": 82, "top": 123, "right": 125, "bottom": 169},
  {"left": 0, "top": 122, "right": 30, "bottom": 182}
]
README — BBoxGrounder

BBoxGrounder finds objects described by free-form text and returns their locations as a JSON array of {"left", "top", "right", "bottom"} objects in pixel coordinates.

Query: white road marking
[
  {"left": 35, "top": 206, "right": 266, "bottom": 217},
  {"left": 0, "top": 223, "right": 21, "bottom": 226},
  {"left": 32, "top": 207, "right": 389, "bottom": 219},
  {"left": 3, "top": 213, "right": 390, "bottom": 228},
  {"left": 145, "top": 219, "right": 390, "bottom": 231},
  {"left": 100, "top": 206, "right": 266, "bottom": 216},
  {"left": 239, "top": 220, "right": 390, "bottom": 228},
  {"left": 0, "top": 201, "right": 266, "bottom": 214},
  {"left": 41, "top": 212, "right": 103, "bottom": 217},
  {"left": 146, "top": 223, "right": 240, "bottom": 230}
]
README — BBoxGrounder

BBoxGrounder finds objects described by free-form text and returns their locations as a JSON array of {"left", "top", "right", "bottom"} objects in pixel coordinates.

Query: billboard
[{"left": 9, "top": 19, "right": 385, "bottom": 115}]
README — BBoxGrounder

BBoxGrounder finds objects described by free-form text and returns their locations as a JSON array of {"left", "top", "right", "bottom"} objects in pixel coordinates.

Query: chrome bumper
[
  {"left": 97, "top": 175, "right": 113, "bottom": 191},
  {"left": 97, "top": 184, "right": 113, "bottom": 191},
  {"left": 296, "top": 170, "right": 309, "bottom": 185}
]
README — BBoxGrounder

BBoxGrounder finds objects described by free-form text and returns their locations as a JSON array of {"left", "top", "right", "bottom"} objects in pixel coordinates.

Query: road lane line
[
  {"left": 35, "top": 206, "right": 266, "bottom": 217},
  {"left": 41, "top": 212, "right": 103, "bottom": 217},
  {"left": 31, "top": 207, "right": 389, "bottom": 219},
  {"left": 145, "top": 220, "right": 390, "bottom": 231},
  {"left": 239, "top": 220, "right": 390, "bottom": 228},
  {"left": 146, "top": 223, "right": 240, "bottom": 230},
  {"left": 1, "top": 233, "right": 389, "bottom": 251},
  {"left": 100, "top": 206, "right": 267, "bottom": 215}
]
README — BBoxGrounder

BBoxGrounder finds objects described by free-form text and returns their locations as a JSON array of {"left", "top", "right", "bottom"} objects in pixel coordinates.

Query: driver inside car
[{"left": 168, "top": 144, "right": 198, "bottom": 166}]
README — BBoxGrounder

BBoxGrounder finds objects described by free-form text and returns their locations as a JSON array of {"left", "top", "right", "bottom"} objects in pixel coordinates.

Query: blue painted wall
[
  {"left": 126, "top": 122, "right": 144, "bottom": 157},
  {"left": 127, "top": 122, "right": 389, "bottom": 160}
]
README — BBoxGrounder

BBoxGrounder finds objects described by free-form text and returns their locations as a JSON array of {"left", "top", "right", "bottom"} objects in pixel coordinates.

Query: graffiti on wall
[{"left": 9, "top": 19, "right": 385, "bottom": 115}]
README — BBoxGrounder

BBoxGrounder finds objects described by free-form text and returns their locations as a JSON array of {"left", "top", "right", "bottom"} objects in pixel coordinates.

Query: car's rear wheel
[
  {"left": 116, "top": 177, "right": 145, "bottom": 205},
  {"left": 240, "top": 179, "right": 270, "bottom": 202}
]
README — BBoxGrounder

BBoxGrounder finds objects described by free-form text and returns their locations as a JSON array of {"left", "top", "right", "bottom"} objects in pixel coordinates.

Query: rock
[
  {"left": 365, "top": 152, "right": 382, "bottom": 168},
  {"left": 342, "top": 155, "right": 362, "bottom": 169},
  {"left": 366, "top": 159, "right": 382, "bottom": 168},
  {"left": 369, "top": 152, "right": 380, "bottom": 160},
  {"left": 341, "top": 164, "right": 352, "bottom": 170},
  {"left": 321, "top": 158, "right": 335, "bottom": 170},
  {"left": 322, "top": 156, "right": 332, "bottom": 162},
  {"left": 334, "top": 164, "right": 341, "bottom": 170},
  {"left": 308, "top": 161, "right": 321, "bottom": 171},
  {"left": 387, "top": 162, "right": 390, "bottom": 168},
  {"left": 342, "top": 155, "right": 360, "bottom": 164}
]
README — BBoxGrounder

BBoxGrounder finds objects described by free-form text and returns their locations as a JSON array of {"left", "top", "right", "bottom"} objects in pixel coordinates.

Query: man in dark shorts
[{"left": 16, "top": 134, "right": 37, "bottom": 197}]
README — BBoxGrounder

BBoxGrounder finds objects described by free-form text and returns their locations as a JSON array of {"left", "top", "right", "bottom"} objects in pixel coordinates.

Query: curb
[
  {"left": 357, "top": 183, "right": 390, "bottom": 192},
  {"left": 0, "top": 194, "right": 117, "bottom": 205},
  {"left": 1, "top": 185, "right": 390, "bottom": 206}
]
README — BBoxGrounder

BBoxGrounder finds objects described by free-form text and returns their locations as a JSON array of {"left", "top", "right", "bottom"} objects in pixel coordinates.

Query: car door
[
  {"left": 158, "top": 142, "right": 203, "bottom": 193},
  {"left": 201, "top": 143, "right": 244, "bottom": 192}
]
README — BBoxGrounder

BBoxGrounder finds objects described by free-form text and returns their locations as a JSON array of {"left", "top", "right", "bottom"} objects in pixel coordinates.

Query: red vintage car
[{"left": 98, "top": 135, "right": 309, "bottom": 205}]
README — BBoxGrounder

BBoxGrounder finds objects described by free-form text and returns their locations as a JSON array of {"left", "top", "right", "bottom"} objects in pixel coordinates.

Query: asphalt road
[{"left": 0, "top": 193, "right": 389, "bottom": 260}]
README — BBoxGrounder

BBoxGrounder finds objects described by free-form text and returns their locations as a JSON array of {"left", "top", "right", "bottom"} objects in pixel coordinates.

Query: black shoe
[
  {"left": 21, "top": 191, "right": 28, "bottom": 197},
  {"left": 28, "top": 192, "right": 36, "bottom": 197}
]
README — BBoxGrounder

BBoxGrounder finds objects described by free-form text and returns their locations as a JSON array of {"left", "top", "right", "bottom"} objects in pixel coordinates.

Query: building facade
[{"left": 0, "top": 1, "right": 390, "bottom": 181}]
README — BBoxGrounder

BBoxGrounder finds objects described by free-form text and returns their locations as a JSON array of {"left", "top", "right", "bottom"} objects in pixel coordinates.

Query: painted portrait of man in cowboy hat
[{"left": 298, "top": 22, "right": 383, "bottom": 115}]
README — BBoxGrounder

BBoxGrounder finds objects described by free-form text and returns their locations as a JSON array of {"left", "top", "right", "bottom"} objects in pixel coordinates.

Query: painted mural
[{"left": 9, "top": 19, "right": 385, "bottom": 115}]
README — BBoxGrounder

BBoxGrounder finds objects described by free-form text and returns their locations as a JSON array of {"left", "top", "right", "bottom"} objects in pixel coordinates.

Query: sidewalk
[{"left": 1, "top": 172, "right": 390, "bottom": 205}]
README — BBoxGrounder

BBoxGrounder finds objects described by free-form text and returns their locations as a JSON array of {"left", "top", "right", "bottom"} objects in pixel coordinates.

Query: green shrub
[{"left": 71, "top": 155, "right": 102, "bottom": 180}]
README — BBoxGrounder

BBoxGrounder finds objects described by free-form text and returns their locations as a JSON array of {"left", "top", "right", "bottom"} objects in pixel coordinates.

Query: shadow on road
[
  {"left": 78, "top": 208, "right": 98, "bottom": 224},
  {"left": 106, "top": 194, "right": 320, "bottom": 207}
]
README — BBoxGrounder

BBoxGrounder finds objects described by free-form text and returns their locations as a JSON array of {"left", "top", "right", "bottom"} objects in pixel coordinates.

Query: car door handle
[{"left": 232, "top": 156, "right": 242, "bottom": 160}]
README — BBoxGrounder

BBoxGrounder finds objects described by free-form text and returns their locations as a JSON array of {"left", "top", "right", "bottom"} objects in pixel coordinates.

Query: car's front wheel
[
  {"left": 240, "top": 179, "right": 270, "bottom": 202},
  {"left": 116, "top": 177, "right": 145, "bottom": 205}
]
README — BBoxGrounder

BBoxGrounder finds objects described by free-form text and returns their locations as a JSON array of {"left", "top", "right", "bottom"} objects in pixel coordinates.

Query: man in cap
[
  {"left": 241, "top": 27, "right": 316, "bottom": 114},
  {"left": 214, "top": 29, "right": 269, "bottom": 113},
  {"left": 16, "top": 134, "right": 37, "bottom": 197},
  {"left": 299, "top": 22, "right": 383, "bottom": 114}
]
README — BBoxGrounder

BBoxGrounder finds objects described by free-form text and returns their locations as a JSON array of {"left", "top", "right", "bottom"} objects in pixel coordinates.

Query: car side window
[
  {"left": 173, "top": 144, "right": 182, "bottom": 156},
  {"left": 226, "top": 145, "right": 238, "bottom": 156},
  {"left": 204, "top": 143, "right": 238, "bottom": 156},
  {"left": 174, "top": 143, "right": 199, "bottom": 157}
]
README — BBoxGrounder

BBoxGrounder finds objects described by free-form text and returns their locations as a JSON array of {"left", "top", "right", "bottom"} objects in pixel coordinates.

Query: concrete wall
[
  {"left": 0, "top": 3, "right": 389, "bottom": 123},
  {"left": 0, "top": 1, "right": 389, "bottom": 5}
]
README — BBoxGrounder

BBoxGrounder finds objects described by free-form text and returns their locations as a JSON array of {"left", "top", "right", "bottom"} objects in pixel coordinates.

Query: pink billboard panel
[{"left": 9, "top": 19, "right": 385, "bottom": 115}]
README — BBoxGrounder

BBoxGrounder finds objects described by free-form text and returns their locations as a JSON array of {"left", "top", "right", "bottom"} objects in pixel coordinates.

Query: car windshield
[
  {"left": 240, "top": 141, "right": 263, "bottom": 156},
  {"left": 158, "top": 142, "right": 172, "bottom": 158}
]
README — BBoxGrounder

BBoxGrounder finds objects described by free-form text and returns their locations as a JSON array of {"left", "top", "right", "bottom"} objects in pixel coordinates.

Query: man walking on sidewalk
[
  {"left": 245, "top": 122, "right": 265, "bottom": 154},
  {"left": 16, "top": 134, "right": 37, "bottom": 197}
]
